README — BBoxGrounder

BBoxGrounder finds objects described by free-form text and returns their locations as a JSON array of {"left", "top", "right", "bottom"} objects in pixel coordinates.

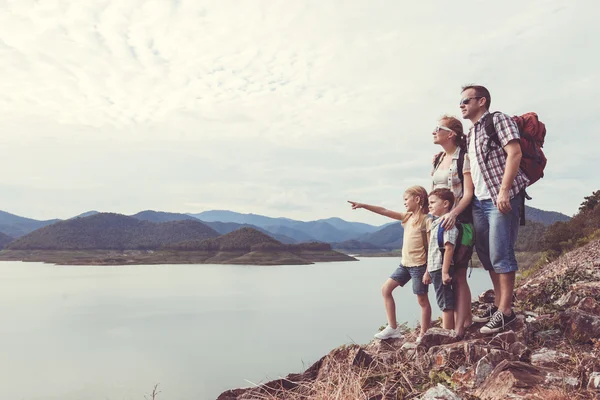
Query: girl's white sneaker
[{"left": 374, "top": 326, "right": 403, "bottom": 340}]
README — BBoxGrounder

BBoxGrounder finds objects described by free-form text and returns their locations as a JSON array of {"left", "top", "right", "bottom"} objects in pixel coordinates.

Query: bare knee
[
  {"left": 381, "top": 281, "right": 397, "bottom": 297},
  {"left": 417, "top": 294, "right": 430, "bottom": 308}
]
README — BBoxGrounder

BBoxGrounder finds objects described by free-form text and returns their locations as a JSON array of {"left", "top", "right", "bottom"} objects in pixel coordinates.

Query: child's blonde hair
[{"left": 405, "top": 185, "right": 429, "bottom": 226}]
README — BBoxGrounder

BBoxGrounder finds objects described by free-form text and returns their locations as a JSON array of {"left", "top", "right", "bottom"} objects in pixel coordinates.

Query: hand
[
  {"left": 440, "top": 212, "right": 457, "bottom": 229},
  {"left": 497, "top": 190, "right": 512, "bottom": 214},
  {"left": 347, "top": 201, "right": 364, "bottom": 210},
  {"left": 422, "top": 272, "right": 431, "bottom": 285},
  {"left": 442, "top": 272, "right": 452, "bottom": 285}
]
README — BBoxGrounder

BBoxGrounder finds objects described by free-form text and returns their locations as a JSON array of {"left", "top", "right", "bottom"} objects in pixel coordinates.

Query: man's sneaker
[
  {"left": 374, "top": 326, "right": 403, "bottom": 340},
  {"left": 472, "top": 305, "right": 498, "bottom": 323},
  {"left": 480, "top": 310, "right": 517, "bottom": 335}
]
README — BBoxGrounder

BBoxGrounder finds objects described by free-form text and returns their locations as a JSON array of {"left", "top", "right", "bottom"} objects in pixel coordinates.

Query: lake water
[{"left": 0, "top": 258, "right": 493, "bottom": 400}]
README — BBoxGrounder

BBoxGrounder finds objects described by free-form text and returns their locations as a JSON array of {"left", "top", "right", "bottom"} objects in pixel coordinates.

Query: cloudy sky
[{"left": 0, "top": 0, "right": 597, "bottom": 225}]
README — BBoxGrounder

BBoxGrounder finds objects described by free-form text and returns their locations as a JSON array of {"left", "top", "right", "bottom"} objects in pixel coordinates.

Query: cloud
[{"left": 0, "top": 0, "right": 597, "bottom": 224}]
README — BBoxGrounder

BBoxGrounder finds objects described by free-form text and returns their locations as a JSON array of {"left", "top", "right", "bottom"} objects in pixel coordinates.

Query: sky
[{"left": 0, "top": 0, "right": 598, "bottom": 226}]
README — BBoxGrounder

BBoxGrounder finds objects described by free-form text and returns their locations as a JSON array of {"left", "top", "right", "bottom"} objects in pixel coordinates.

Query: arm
[
  {"left": 442, "top": 243, "right": 454, "bottom": 285},
  {"left": 422, "top": 229, "right": 433, "bottom": 285},
  {"left": 441, "top": 172, "right": 474, "bottom": 229},
  {"left": 347, "top": 201, "right": 407, "bottom": 221},
  {"left": 497, "top": 140, "right": 522, "bottom": 214}
]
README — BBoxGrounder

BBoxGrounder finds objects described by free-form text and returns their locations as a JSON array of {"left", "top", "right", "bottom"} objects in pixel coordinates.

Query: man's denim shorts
[
  {"left": 390, "top": 264, "right": 428, "bottom": 295},
  {"left": 430, "top": 269, "right": 455, "bottom": 311}
]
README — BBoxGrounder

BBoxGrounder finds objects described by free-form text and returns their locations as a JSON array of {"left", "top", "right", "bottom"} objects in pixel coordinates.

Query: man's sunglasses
[
  {"left": 434, "top": 126, "right": 452, "bottom": 133},
  {"left": 459, "top": 96, "right": 483, "bottom": 105}
]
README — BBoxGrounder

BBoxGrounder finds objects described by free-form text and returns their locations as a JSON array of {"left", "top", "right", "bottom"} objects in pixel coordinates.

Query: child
[
  {"left": 423, "top": 188, "right": 462, "bottom": 337},
  {"left": 348, "top": 186, "right": 432, "bottom": 341}
]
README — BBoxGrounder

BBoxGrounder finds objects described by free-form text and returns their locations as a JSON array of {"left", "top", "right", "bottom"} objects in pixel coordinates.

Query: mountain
[
  {"left": 132, "top": 210, "right": 197, "bottom": 223},
  {"left": 189, "top": 210, "right": 295, "bottom": 227},
  {"left": 169, "top": 227, "right": 280, "bottom": 251},
  {"left": 189, "top": 210, "right": 378, "bottom": 243},
  {"left": 524, "top": 205, "right": 570, "bottom": 226},
  {"left": 0, "top": 232, "right": 13, "bottom": 250},
  {"left": 357, "top": 223, "right": 404, "bottom": 250},
  {"left": 8, "top": 213, "right": 219, "bottom": 250},
  {"left": 131, "top": 210, "right": 297, "bottom": 243},
  {"left": 200, "top": 221, "right": 297, "bottom": 244},
  {"left": 331, "top": 240, "right": 381, "bottom": 251},
  {"left": 314, "top": 217, "right": 380, "bottom": 235},
  {"left": 0, "top": 210, "right": 60, "bottom": 238},
  {"left": 72, "top": 211, "right": 100, "bottom": 218}
]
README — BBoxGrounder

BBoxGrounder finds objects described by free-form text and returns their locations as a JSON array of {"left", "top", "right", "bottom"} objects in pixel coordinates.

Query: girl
[
  {"left": 348, "top": 186, "right": 432, "bottom": 341},
  {"left": 431, "top": 115, "right": 475, "bottom": 333}
]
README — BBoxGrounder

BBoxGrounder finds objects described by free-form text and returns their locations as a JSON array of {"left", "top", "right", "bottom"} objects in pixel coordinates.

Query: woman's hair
[
  {"left": 440, "top": 115, "right": 466, "bottom": 151},
  {"left": 429, "top": 188, "right": 455, "bottom": 210},
  {"left": 405, "top": 185, "right": 429, "bottom": 225}
]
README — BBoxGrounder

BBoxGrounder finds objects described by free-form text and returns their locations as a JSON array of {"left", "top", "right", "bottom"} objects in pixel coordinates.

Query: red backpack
[{"left": 484, "top": 112, "right": 547, "bottom": 186}]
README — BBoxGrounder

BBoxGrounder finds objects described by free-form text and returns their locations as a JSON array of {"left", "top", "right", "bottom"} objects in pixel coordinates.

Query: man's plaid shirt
[{"left": 465, "top": 111, "right": 529, "bottom": 204}]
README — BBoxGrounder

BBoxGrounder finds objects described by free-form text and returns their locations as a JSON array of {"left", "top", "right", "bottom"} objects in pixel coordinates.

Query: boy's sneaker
[
  {"left": 374, "top": 326, "right": 403, "bottom": 340},
  {"left": 480, "top": 310, "right": 516, "bottom": 335},
  {"left": 472, "top": 305, "right": 498, "bottom": 323}
]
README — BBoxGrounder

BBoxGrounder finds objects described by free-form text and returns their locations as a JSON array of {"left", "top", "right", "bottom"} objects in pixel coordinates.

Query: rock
[
  {"left": 560, "top": 308, "right": 600, "bottom": 343},
  {"left": 419, "top": 328, "right": 459, "bottom": 349},
  {"left": 588, "top": 371, "right": 600, "bottom": 390},
  {"left": 420, "top": 383, "right": 461, "bottom": 399},
  {"left": 451, "top": 366, "right": 476, "bottom": 389},
  {"left": 507, "top": 342, "right": 531, "bottom": 362},
  {"left": 531, "top": 348, "right": 570, "bottom": 368},
  {"left": 474, "top": 360, "right": 546, "bottom": 400},
  {"left": 578, "top": 297, "right": 600, "bottom": 316},
  {"left": 555, "top": 290, "right": 579, "bottom": 307},
  {"left": 545, "top": 372, "right": 579, "bottom": 389},
  {"left": 401, "top": 342, "right": 418, "bottom": 357},
  {"left": 352, "top": 347, "right": 375, "bottom": 369},
  {"left": 430, "top": 341, "right": 467, "bottom": 368},
  {"left": 474, "top": 350, "right": 514, "bottom": 387},
  {"left": 488, "top": 330, "right": 517, "bottom": 350},
  {"left": 533, "top": 329, "right": 562, "bottom": 343},
  {"left": 479, "top": 289, "right": 496, "bottom": 304}
]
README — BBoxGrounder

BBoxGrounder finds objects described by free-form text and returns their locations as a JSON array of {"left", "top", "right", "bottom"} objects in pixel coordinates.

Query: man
[{"left": 460, "top": 85, "right": 528, "bottom": 334}]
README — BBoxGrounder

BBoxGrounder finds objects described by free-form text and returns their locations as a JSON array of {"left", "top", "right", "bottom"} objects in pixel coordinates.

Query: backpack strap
[
  {"left": 483, "top": 112, "right": 502, "bottom": 163},
  {"left": 421, "top": 216, "right": 429, "bottom": 252},
  {"left": 433, "top": 152, "right": 444, "bottom": 170},
  {"left": 457, "top": 148, "right": 465, "bottom": 184},
  {"left": 437, "top": 223, "right": 445, "bottom": 251}
]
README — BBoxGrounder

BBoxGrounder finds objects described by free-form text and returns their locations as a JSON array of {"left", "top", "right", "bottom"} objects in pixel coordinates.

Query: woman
[{"left": 430, "top": 115, "right": 475, "bottom": 335}]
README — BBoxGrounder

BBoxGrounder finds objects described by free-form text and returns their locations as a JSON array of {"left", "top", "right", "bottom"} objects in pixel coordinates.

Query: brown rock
[
  {"left": 451, "top": 365, "right": 476, "bottom": 389},
  {"left": 533, "top": 329, "right": 563, "bottom": 344},
  {"left": 508, "top": 342, "right": 531, "bottom": 362},
  {"left": 479, "top": 289, "right": 496, "bottom": 304},
  {"left": 561, "top": 308, "right": 600, "bottom": 343},
  {"left": 352, "top": 347, "right": 375, "bottom": 368},
  {"left": 474, "top": 360, "right": 546, "bottom": 400},
  {"left": 578, "top": 297, "right": 600, "bottom": 316},
  {"left": 419, "top": 328, "right": 459, "bottom": 349},
  {"left": 488, "top": 330, "right": 517, "bottom": 350},
  {"left": 474, "top": 350, "right": 515, "bottom": 387}
]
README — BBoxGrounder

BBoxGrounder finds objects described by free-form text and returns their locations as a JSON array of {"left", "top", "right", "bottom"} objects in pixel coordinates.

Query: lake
[{"left": 0, "top": 258, "right": 493, "bottom": 400}]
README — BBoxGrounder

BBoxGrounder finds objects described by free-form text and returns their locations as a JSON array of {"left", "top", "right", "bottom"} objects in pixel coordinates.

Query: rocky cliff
[{"left": 218, "top": 239, "right": 600, "bottom": 399}]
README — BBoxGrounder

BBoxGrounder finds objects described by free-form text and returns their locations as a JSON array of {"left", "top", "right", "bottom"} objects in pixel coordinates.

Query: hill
[
  {"left": 168, "top": 227, "right": 280, "bottom": 251},
  {"left": 0, "top": 210, "right": 59, "bottom": 238},
  {"left": 524, "top": 205, "right": 570, "bottom": 225},
  {"left": 0, "top": 232, "right": 13, "bottom": 249},
  {"left": 357, "top": 223, "right": 403, "bottom": 249},
  {"left": 132, "top": 210, "right": 197, "bottom": 223},
  {"left": 7, "top": 213, "right": 219, "bottom": 250}
]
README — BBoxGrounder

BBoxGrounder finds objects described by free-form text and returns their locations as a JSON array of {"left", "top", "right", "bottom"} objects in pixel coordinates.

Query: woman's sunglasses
[{"left": 434, "top": 126, "right": 452, "bottom": 133}]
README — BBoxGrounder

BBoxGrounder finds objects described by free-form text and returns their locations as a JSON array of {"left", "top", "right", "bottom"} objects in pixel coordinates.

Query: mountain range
[{"left": 0, "top": 206, "right": 571, "bottom": 251}]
